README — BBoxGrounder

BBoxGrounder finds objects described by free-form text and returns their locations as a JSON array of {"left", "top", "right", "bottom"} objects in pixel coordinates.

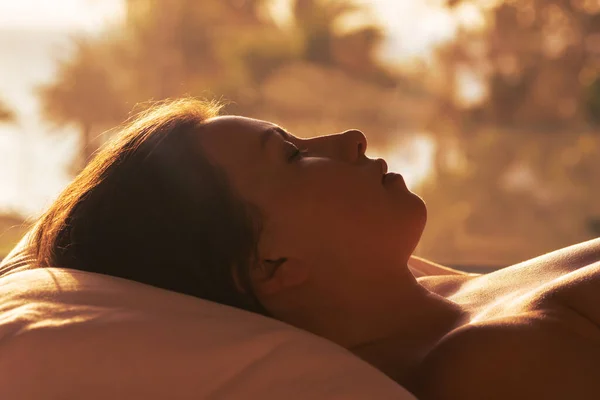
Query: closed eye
[{"left": 287, "top": 144, "right": 309, "bottom": 162}]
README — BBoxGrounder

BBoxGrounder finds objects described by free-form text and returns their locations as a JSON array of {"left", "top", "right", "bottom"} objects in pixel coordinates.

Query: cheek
[
  {"left": 274, "top": 173, "right": 383, "bottom": 239},
  {"left": 296, "top": 178, "right": 425, "bottom": 255}
]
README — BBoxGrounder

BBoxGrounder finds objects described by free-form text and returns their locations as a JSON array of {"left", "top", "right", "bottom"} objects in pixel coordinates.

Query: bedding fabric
[{"left": 0, "top": 239, "right": 416, "bottom": 400}]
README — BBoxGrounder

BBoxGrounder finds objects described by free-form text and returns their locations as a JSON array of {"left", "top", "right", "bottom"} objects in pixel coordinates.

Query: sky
[{"left": 0, "top": 0, "right": 458, "bottom": 218}]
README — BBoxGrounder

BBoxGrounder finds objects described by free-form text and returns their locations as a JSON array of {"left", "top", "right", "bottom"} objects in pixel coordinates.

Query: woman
[{"left": 28, "top": 99, "right": 600, "bottom": 399}]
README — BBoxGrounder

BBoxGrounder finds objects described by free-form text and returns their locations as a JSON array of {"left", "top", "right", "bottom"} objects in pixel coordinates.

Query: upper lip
[{"left": 377, "top": 158, "right": 388, "bottom": 176}]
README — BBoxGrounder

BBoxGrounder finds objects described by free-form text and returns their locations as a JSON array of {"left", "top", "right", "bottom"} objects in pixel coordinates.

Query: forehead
[
  {"left": 197, "top": 115, "right": 276, "bottom": 174},
  {"left": 201, "top": 115, "right": 274, "bottom": 145}
]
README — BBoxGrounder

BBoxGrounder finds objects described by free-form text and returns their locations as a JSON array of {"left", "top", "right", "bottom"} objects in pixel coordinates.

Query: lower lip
[{"left": 382, "top": 173, "right": 405, "bottom": 186}]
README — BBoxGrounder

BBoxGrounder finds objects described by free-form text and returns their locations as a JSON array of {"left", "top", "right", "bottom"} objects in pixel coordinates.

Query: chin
[
  {"left": 405, "top": 190, "right": 428, "bottom": 227},
  {"left": 417, "top": 196, "right": 428, "bottom": 229},
  {"left": 383, "top": 221, "right": 426, "bottom": 263},
  {"left": 404, "top": 198, "right": 428, "bottom": 255}
]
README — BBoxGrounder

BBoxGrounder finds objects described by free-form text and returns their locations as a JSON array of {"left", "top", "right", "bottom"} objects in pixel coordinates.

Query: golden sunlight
[
  {"left": 369, "top": 133, "right": 436, "bottom": 190},
  {"left": 0, "top": 0, "right": 123, "bottom": 30}
]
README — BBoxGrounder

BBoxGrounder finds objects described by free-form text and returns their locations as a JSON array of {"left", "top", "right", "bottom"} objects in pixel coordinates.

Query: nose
[
  {"left": 341, "top": 129, "right": 368, "bottom": 161},
  {"left": 304, "top": 129, "right": 368, "bottom": 162}
]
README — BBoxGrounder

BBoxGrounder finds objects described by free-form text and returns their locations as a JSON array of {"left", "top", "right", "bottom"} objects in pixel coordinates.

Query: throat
[
  {"left": 349, "top": 292, "right": 468, "bottom": 389},
  {"left": 352, "top": 334, "right": 431, "bottom": 387}
]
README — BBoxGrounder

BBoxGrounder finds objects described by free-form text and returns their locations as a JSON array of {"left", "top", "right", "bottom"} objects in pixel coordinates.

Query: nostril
[
  {"left": 354, "top": 130, "right": 368, "bottom": 156},
  {"left": 341, "top": 129, "right": 367, "bottom": 160}
]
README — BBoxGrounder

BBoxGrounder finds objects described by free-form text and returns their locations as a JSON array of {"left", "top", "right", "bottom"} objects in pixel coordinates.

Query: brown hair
[{"left": 30, "top": 98, "right": 267, "bottom": 314}]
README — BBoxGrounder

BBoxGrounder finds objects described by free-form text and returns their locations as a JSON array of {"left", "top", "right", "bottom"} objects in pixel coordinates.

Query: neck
[
  {"left": 317, "top": 268, "right": 467, "bottom": 387},
  {"left": 273, "top": 264, "right": 469, "bottom": 386},
  {"left": 349, "top": 286, "right": 467, "bottom": 388}
]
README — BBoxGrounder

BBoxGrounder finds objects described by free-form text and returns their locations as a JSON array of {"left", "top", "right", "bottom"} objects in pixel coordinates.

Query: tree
[
  {"left": 122, "top": 0, "right": 285, "bottom": 97},
  {"left": 413, "top": 0, "right": 600, "bottom": 264},
  {"left": 38, "top": 38, "right": 127, "bottom": 169},
  {"left": 292, "top": 0, "right": 395, "bottom": 86},
  {"left": 39, "top": 0, "right": 399, "bottom": 172},
  {"left": 0, "top": 98, "right": 15, "bottom": 124},
  {"left": 293, "top": 0, "right": 359, "bottom": 65},
  {"left": 39, "top": 0, "right": 281, "bottom": 169},
  {"left": 440, "top": 0, "right": 600, "bottom": 128}
]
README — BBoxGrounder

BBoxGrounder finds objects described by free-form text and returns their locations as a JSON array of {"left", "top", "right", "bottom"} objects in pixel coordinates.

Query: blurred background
[{"left": 0, "top": 0, "right": 599, "bottom": 271}]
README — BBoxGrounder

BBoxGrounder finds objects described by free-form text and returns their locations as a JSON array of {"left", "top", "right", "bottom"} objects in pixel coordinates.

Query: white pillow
[{"left": 0, "top": 258, "right": 415, "bottom": 399}]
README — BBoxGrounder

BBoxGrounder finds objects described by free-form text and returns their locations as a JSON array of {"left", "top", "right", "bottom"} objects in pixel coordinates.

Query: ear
[{"left": 251, "top": 257, "right": 309, "bottom": 296}]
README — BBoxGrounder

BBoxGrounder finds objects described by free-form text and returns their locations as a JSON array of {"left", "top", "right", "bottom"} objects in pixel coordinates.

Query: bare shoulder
[
  {"left": 514, "top": 237, "right": 600, "bottom": 271},
  {"left": 526, "top": 239, "right": 600, "bottom": 339},
  {"left": 415, "top": 314, "right": 600, "bottom": 400},
  {"left": 409, "top": 255, "right": 475, "bottom": 277}
]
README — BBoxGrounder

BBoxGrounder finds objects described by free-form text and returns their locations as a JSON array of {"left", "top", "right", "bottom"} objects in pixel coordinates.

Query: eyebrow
[{"left": 259, "top": 126, "right": 290, "bottom": 150}]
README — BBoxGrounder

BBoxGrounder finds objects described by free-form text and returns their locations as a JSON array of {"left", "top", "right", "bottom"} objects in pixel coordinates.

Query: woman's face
[{"left": 198, "top": 116, "right": 427, "bottom": 308}]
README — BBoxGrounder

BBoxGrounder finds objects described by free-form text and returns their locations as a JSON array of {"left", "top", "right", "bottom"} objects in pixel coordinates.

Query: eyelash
[{"left": 288, "top": 146, "right": 309, "bottom": 162}]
